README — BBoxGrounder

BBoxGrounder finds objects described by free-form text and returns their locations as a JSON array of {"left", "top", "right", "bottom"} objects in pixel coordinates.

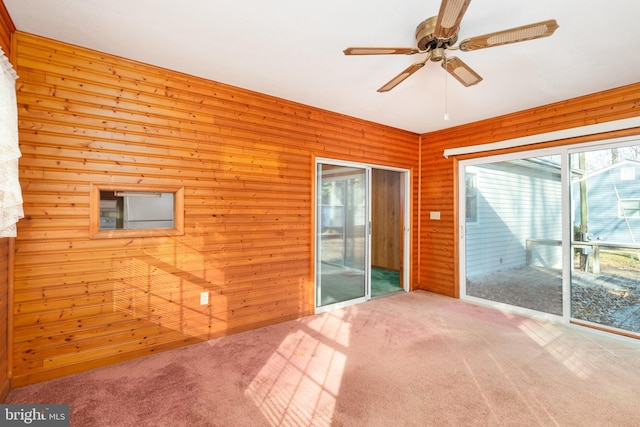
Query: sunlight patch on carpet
[
  {"left": 245, "top": 311, "right": 351, "bottom": 426},
  {"left": 519, "top": 318, "right": 592, "bottom": 380},
  {"left": 305, "top": 306, "right": 353, "bottom": 348}
]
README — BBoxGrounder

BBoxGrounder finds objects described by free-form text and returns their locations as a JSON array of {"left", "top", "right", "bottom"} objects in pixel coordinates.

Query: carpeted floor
[{"left": 6, "top": 291, "right": 640, "bottom": 426}]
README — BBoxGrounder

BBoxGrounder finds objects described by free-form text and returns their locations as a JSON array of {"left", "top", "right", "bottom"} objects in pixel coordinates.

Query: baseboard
[{"left": 0, "top": 378, "right": 10, "bottom": 402}]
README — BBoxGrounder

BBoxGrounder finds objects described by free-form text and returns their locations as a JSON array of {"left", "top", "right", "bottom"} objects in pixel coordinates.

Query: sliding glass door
[
  {"left": 316, "top": 162, "right": 369, "bottom": 310},
  {"left": 569, "top": 145, "right": 640, "bottom": 333},
  {"left": 460, "top": 137, "right": 640, "bottom": 336},
  {"left": 462, "top": 156, "right": 564, "bottom": 317}
]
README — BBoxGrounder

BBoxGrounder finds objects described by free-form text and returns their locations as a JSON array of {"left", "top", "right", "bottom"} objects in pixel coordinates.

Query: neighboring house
[
  {"left": 465, "top": 158, "right": 562, "bottom": 277},
  {"left": 463, "top": 157, "right": 640, "bottom": 279},
  {"left": 572, "top": 159, "right": 640, "bottom": 244}
]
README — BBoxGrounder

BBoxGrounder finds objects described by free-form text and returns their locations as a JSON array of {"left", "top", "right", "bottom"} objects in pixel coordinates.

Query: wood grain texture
[
  {"left": 8, "top": 20, "right": 640, "bottom": 389},
  {"left": 417, "top": 83, "right": 640, "bottom": 297},
  {"left": 12, "top": 31, "right": 419, "bottom": 386},
  {"left": 0, "top": 0, "right": 14, "bottom": 54},
  {"left": 0, "top": 0, "right": 15, "bottom": 402},
  {"left": 371, "top": 169, "right": 402, "bottom": 271}
]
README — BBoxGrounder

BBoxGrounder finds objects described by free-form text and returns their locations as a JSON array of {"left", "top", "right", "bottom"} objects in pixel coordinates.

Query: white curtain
[{"left": 0, "top": 45, "right": 21, "bottom": 237}]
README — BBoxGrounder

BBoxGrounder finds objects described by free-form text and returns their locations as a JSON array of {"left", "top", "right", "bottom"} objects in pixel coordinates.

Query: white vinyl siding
[{"left": 465, "top": 160, "right": 562, "bottom": 277}]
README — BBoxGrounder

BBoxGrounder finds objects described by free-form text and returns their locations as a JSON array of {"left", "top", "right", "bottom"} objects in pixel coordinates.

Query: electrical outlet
[{"left": 200, "top": 291, "right": 208, "bottom": 305}]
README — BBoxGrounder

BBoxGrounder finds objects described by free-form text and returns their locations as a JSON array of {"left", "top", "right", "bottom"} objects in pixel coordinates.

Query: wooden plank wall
[
  {"left": 0, "top": 0, "right": 12, "bottom": 53},
  {"left": 11, "top": 31, "right": 419, "bottom": 386},
  {"left": 0, "top": 0, "right": 15, "bottom": 402},
  {"left": 418, "top": 82, "right": 640, "bottom": 296},
  {"left": 371, "top": 169, "right": 402, "bottom": 271}
]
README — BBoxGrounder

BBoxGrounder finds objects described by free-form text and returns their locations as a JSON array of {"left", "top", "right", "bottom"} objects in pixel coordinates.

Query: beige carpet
[{"left": 6, "top": 291, "right": 640, "bottom": 426}]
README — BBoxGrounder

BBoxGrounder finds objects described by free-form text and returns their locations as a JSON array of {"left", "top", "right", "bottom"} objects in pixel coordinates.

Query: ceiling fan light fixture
[{"left": 430, "top": 47, "right": 446, "bottom": 62}]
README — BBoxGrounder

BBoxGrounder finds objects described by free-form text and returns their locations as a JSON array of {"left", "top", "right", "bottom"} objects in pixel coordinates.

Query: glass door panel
[
  {"left": 570, "top": 145, "right": 640, "bottom": 333},
  {"left": 463, "top": 155, "right": 563, "bottom": 315},
  {"left": 317, "top": 163, "right": 368, "bottom": 308}
]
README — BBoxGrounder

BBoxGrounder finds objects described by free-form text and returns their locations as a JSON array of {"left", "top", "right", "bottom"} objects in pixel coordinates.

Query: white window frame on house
[
  {"left": 620, "top": 167, "right": 636, "bottom": 181},
  {"left": 618, "top": 199, "right": 640, "bottom": 219}
]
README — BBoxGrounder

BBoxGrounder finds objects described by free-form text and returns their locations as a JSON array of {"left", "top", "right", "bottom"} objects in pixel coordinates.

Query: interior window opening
[{"left": 90, "top": 184, "right": 184, "bottom": 239}]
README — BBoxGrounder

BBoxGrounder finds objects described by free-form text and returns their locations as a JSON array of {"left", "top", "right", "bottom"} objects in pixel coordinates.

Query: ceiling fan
[{"left": 343, "top": 0, "right": 559, "bottom": 92}]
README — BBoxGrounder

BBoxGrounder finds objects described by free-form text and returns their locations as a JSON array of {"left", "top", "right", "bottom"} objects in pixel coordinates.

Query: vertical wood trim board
[
  {"left": 0, "top": 238, "right": 9, "bottom": 401},
  {"left": 0, "top": 0, "right": 14, "bottom": 54},
  {"left": 418, "top": 83, "right": 640, "bottom": 296},
  {"left": 0, "top": 0, "right": 14, "bottom": 401},
  {"left": 12, "top": 31, "right": 419, "bottom": 386}
]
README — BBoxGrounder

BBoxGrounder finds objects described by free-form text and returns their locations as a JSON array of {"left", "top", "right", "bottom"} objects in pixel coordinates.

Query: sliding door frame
[
  {"left": 458, "top": 134, "right": 640, "bottom": 328},
  {"left": 314, "top": 157, "right": 411, "bottom": 314}
]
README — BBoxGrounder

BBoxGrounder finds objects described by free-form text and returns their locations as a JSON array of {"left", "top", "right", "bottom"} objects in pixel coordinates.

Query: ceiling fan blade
[
  {"left": 441, "top": 56, "right": 482, "bottom": 87},
  {"left": 343, "top": 47, "right": 419, "bottom": 55},
  {"left": 434, "top": 0, "right": 472, "bottom": 39},
  {"left": 378, "top": 54, "right": 431, "bottom": 92},
  {"left": 459, "top": 19, "right": 559, "bottom": 51}
]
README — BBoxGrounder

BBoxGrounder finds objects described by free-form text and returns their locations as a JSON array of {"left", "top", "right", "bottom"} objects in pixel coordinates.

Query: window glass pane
[
  {"left": 99, "top": 190, "right": 174, "bottom": 230},
  {"left": 465, "top": 155, "right": 563, "bottom": 315},
  {"left": 570, "top": 145, "right": 640, "bottom": 333},
  {"left": 619, "top": 200, "right": 640, "bottom": 218},
  {"left": 317, "top": 164, "right": 367, "bottom": 307},
  {"left": 465, "top": 172, "right": 478, "bottom": 223}
]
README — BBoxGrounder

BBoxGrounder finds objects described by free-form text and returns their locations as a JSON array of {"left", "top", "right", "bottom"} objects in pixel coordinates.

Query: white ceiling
[{"left": 4, "top": 0, "right": 640, "bottom": 134}]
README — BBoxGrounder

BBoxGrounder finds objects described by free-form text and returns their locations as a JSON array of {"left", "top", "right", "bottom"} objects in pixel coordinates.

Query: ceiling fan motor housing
[{"left": 415, "top": 16, "right": 458, "bottom": 52}]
